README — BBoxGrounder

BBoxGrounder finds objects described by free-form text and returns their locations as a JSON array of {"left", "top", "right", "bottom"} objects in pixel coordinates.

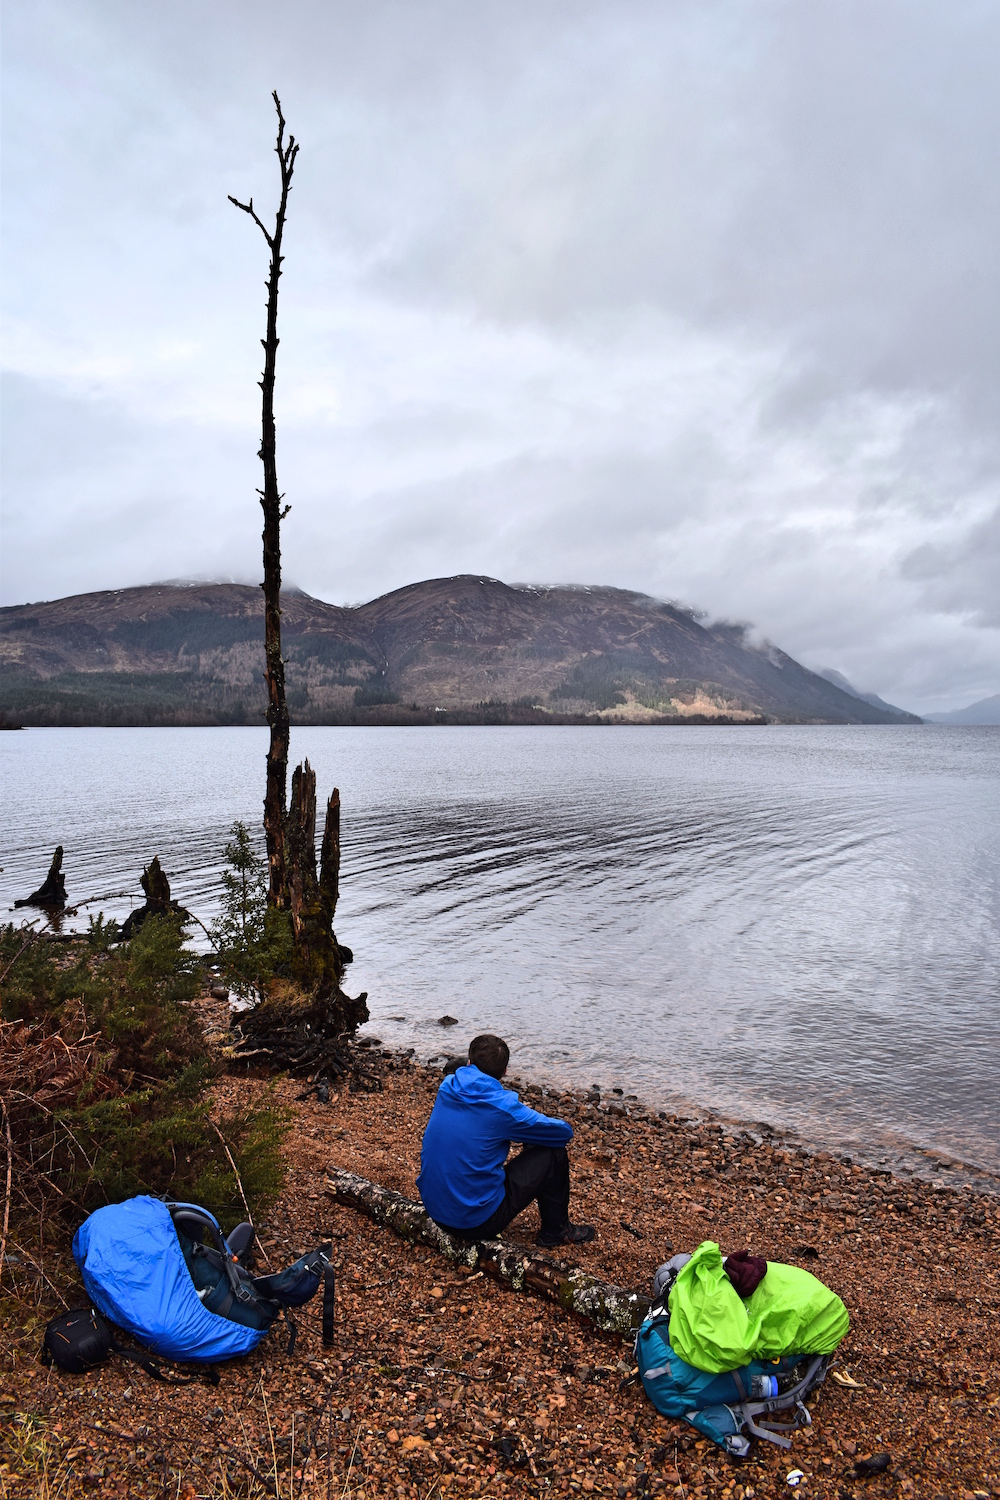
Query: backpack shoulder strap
[
  {"left": 322, "top": 1262, "right": 336, "bottom": 1347},
  {"left": 107, "top": 1332, "right": 219, "bottom": 1387},
  {"left": 732, "top": 1355, "right": 828, "bottom": 1451}
]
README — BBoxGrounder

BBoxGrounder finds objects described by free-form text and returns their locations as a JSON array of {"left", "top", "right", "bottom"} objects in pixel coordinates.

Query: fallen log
[
  {"left": 14, "top": 847, "right": 67, "bottom": 910},
  {"left": 326, "top": 1166, "right": 650, "bottom": 1334}
]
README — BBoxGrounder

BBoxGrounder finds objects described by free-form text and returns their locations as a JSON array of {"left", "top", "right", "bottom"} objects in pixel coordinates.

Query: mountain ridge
[
  {"left": 923, "top": 693, "right": 1000, "bottom": 726},
  {"left": 0, "top": 575, "right": 922, "bottom": 726},
  {"left": 817, "top": 667, "right": 915, "bottom": 721}
]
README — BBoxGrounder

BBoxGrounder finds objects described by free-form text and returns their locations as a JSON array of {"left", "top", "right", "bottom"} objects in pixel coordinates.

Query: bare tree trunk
[
  {"left": 284, "top": 760, "right": 337, "bottom": 990},
  {"left": 285, "top": 774, "right": 341, "bottom": 991},
  {"left": 319, "top": 787, "right": 340, "bottom": 922},
  {"left": 229, "top": 92, "right": 298, "bottom": 907},
  {"left": 326, "top": 1167, "right": 650, "bottom": 1334},
  {"left": 230, "top": 97, "right": 360, "bottom": 1031}
]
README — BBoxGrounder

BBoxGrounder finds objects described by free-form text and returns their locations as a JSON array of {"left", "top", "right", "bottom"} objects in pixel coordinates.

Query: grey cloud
[
  {"left": 371, "top": 3, "right": 1000, "bottom": 406},
  {"left": 2, "top": 0, "right": 998, "bottom": 714},
  {"left": 901, "top": 504, "right": 1000, "bottom": 630},
  {"left": 1, "top": 374, "right": 262, "bottom": 601}
]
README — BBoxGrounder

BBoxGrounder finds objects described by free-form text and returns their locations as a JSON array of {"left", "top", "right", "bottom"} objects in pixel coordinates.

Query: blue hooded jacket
[{"left": 417, "top": 1065, "right": 573, "bottom": 1231}]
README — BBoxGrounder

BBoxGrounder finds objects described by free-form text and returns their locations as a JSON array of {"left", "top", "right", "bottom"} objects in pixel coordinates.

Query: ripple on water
[{"left": 2, "top": 723, "right": 998, "bottom": 1171}]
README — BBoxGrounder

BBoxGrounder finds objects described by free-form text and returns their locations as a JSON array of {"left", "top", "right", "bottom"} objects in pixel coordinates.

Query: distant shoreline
[
  {"left": 0, "top": 576, "right": 923, "bottom": 724},
  {"left": 7, "top": 718, "right": 969, "bottom": 729},
  {"left": 3, "top": 717, "right": 963, "bottom": 729}
]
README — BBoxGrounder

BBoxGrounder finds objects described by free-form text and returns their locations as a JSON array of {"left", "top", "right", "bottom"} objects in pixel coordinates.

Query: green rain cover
[{"left": 667, "top": 1241, "right": 849, "bottom": 1374}]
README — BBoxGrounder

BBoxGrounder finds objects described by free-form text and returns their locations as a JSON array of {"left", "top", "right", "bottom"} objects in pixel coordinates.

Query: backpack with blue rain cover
[
  {"left": 72, "top": 1195, "right": 335, "bottom": 1366},
  {"left": 634, "top": 1252, "right": 835, "bottom": 1457}
]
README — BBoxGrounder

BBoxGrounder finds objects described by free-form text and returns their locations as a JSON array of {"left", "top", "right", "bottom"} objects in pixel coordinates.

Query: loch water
[{"left": 2, "top": 724, "right": 998, "bottom": 1176}]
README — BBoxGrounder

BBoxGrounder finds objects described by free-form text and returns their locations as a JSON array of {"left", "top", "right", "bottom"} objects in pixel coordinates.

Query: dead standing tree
[
  {"left": 228, "top": 92, "right": 297, "bottom": 909},
  {"left": 229, "top": 94, "right": 366, "bottom": 1040}
]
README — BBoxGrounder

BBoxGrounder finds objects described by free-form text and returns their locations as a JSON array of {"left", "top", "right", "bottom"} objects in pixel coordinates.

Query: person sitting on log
[{"left": 417, "top": 1033, "right": 596, "bottom": 1248}]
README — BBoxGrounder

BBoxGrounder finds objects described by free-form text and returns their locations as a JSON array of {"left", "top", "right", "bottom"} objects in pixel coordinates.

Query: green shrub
[
  {"left": 0, "top": 925, "right": 58, "bottom": 1023},
  {"left": 210, "top": 821, "right": 294, "bottom": 1001},
  {"left": 60, "top": 1075, "right": 289, "bottom": 1231},
  {"left": 0, "top": 915, "right": 289, "bottom": 1235},
  {"left": 192, "top": 1093, "right": 292, "bottom": 1227},
  {"left": 64, "top": 913, "right": 204, "bottom": 1077}
]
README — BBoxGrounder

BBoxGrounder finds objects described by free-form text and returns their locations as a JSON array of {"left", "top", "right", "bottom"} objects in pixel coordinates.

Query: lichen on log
[{"left": 326, "top": 1166, "right": 650, "bottom": 1334}]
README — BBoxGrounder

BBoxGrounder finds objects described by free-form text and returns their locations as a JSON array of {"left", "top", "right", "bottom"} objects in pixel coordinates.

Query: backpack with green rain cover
[{"left": 635, "top": 1242, "right": 849, "bottom": 1457}]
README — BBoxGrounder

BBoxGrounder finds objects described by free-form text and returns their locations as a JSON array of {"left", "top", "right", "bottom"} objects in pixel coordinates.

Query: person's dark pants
[{"left": 434, "top": 1145, "right": 570, "bottom": 1241}]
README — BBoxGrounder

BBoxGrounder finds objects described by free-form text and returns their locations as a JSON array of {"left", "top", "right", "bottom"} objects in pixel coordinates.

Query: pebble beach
[{"left": 3, "top": 1023, "right": 999, "bottom": 1500}]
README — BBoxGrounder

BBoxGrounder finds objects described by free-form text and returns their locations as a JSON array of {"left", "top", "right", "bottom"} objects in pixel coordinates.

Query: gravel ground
[{"left": 2, "top": 1041, "right": 999, "bottom": 1500}]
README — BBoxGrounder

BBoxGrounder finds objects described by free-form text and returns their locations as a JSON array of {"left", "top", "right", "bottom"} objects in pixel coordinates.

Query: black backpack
[{"left": 42, "top": 1307, "right": 215, "bottom": 1385}]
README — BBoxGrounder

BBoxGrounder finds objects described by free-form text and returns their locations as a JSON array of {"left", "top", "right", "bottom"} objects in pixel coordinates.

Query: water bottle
[{"left": 749, "top": 1373, "right": 780, "bottom": 1399}]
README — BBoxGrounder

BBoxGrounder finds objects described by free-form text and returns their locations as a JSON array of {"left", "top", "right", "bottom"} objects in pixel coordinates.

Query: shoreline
[
  {"left": 3, "top": 902, "right": 997, "bottom": 1187},
  {"left": 0, "top": 713, "right": 775, "bottom": 729},
  {"left": 3, "top": 1023, "right": 999, "bottom": 1498},
  {"left": 403, "top": 1038, "right": 1000, "bottom": 1197}
]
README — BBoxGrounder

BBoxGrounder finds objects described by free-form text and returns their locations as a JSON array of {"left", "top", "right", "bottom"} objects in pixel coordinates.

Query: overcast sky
[{"left": 2, "top": 1, "right": 998, "bottom": 713}]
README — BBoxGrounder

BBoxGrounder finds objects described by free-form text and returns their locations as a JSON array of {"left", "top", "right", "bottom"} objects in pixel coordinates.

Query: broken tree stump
[
  {"left": 231, "top": 988, "right": 375, "bottom": 1086},
  {"left": 233, "top": 764, "right": 368, "bottom": 1058},
  {"left": 326, "top": 1167, "right": 650, "bottom": 1333},
  {"left": 14, "top": 847, "right": 67, "bottom": 909},
  {"left": 120, "top": 856, "right": 189, "bottom": 939},
  {"left": 285, "top": 763, "right": 353, "bottom": 1006}
]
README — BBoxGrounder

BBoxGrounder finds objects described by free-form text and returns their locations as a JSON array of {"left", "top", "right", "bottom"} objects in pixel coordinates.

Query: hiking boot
[{"left": 536, "top": 1222, "right": 596, "bottom": 1248}]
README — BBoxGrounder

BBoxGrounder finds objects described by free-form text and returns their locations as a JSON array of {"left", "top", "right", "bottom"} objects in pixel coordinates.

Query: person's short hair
[{"left": 468, "top": 1034, "right": 510, "bottom": 1079}]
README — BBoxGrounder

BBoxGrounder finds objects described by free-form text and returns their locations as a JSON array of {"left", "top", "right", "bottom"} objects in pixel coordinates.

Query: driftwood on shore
[
  {"left": 326, "top": 1166, "right": 650, "bottom": 1334},
  {"left": 14, "top": 846, "right": 67, "bottom": 910}
]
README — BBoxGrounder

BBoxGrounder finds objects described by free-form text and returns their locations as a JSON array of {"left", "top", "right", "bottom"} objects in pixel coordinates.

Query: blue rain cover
[{"left": 73, "top": 1195, "right": 266, "bottom": 1363}]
